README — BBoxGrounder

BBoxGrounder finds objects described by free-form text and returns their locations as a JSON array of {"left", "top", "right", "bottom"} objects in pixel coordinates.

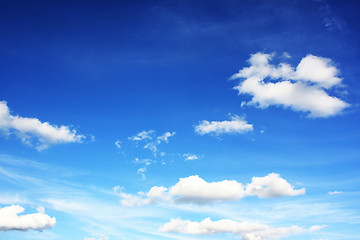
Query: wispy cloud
[
  {"left": 157, "top": 132, "right": 176, "bottom": 143},
  {"left": 114, "top": 140, "right": 121, "bottom": 149},
  {"left": 328, "top": 191, "right": 342, "bottom": 195},
  {"left": 231, "top": 53, "right": 349, "bottom": 117},
  {"left": 159, "top": 217, "right": 325, "bottom": 240},
  {"left": 128, "top": 130, "right": 155, "bottom": 141},
  {"left": 0, "top": 101, "right": 85, "bottom": 150}
]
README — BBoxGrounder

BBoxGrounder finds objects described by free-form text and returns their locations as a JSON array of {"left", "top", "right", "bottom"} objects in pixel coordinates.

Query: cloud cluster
[
  {"left": 0, "top": 205, "right": 56, "bottom": 231},
  {"left": 128, "top": 130, "right": 176, "bottom": 156},
  {"left": 158, "top": 218, "right": 325, "bottom": 240},
  {"left": 195, "top": 115, "right": 253, "bottom": 135},
  {"left": 231, "top": 53, "right": 349, "bottom": 117},
  {"left": 0, "top": 101, "right": 85, "bottom": 150},
  {"left": 116, "top": 173, "right": 305, "bottom": 206}
]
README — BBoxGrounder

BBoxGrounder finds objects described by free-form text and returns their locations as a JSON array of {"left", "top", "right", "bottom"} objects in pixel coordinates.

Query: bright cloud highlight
[
  {"left": 182, "top": 153, "right": 199, "bottom": 161},
  {"left": 195, "top": 115, "right": 253, "bottom": 135},
  {"left": 117, "top": 173, "right": 305, "bottom": 206},
  {"left": 0, "top": 101, "right": 85, "bottom": 150},
  {"left": 0, "top": 205, "right": 56, "bottom": 231},
  {"left": 158, "top": 218, "right": 325, "bottom": 240},
  {"left": 231, "top": 53, "right": 349, "bottom": 117}
]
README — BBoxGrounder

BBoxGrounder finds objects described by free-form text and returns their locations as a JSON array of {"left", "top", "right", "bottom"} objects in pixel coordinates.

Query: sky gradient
[{"left": 1, "top": 0, "right": 360, "bottom": 240}]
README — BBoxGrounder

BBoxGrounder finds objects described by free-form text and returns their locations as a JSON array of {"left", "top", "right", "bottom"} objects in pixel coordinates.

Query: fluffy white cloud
[
  {"left": 158, "top": 218, "right": 325, "bottom": 240},
  {"left": 118, "top": 173, "right": 304, "bottom": 206},
  {"left": 195, "top": 115, "right": 253, "bottom": 135},
  {"left": 170, "top": 175, "right": 245, "bottom": 204},
  {"left": 0, "top": 205, "right": 56, "bottom": 231},
  {"left": 0, "top": 101, "right": 85, "bottom": 150},
  {"left": 114, "top": 185, "right": 170, "bottom": 207},
  {"left": 245, "top": 173, "right": 306, "bottom": 198},
  {"left": 231, "top": 53, "right": 349, "bottom": 117}
]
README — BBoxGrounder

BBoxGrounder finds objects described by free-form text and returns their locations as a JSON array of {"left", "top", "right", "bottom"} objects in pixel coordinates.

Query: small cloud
[
  {"left": 137, "top": 167, "right": 147, "bottom": 180},
  {"left": 328, "top": 190, "right": 342, "bottom": 195},
  {"left": 114, "top": 140, "right": 121, "bottom": 149},
  {"left": 282, "top": 52, "right": 291, "bottom": 59},
  {"left": 157, "top": 132, "right": 176, "bottom": 143},
  {"left": 182, "top": 153, "right": 200, "bottom": 161},
  {"left": 128, "top": 130, "right": 155, "bottom": 141},
  {"left": 135, "top": 158, "right": 154, "bottom": 166},
  {"left": 84, "top": 234, "right": 109, "bottom": 240},
  {"left": 144, "top": 142, "right": 158, "bottom": 156},
  {"left": 35, "top": 206, "right": 45, "bottom": 214},
  {"left": 195, "top": 115, "right": 253, "bottom": 135}
]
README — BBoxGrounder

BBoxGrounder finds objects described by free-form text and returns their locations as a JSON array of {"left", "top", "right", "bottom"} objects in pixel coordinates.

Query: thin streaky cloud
[{"left": 159, "top": 217, "right": 326, "bottom": 240}]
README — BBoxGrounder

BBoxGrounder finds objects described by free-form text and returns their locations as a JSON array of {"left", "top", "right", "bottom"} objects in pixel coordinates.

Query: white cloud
[
  {"left": 295, "top": 54, "right": 341, "bottom": 88},
  {"left": 114, "top": 185, "right": 170, "bottom": 207},
  {"left": 128, "top": 130, "right": 175, "bottom": 156},
  {"left": 114, "top": 140, "right": 121, "bottom": 149},
  {"left": 135, "top": 158, "right": 155, "bottom": 166},
  {"left": 169, "top": 175, "right": 245, "bottom": 204},
  {"left": 0, "top": 101, "right": 85, "bottom": 150},
  {"left": 118, "top": 173, "right": 305, "bottom": 206},
  {"left": 182, "top": 153, "right": 199, "bottom": 161},
  {"left": 158, "top": 218, "right": 325, "bottom": 240},
  {"left": 195, "top": 115, "right": 253, "bottom": 135},
  {"left": 84, "top": 234, "right": 109, "bottom": 240},
  {"left": 128, "top": 130, "right": 155, "bottom": 141},
  {"left": 0, "top": 205, "right": 56, "bottom": 231},
  {"left": 144, "top": 142, "right": 158, "bottom": 155},
  {"left": 231, "top": 53, "right": 349, "bottom": 117},
  {"left": 137, "top": 166, "right": 147, "bottom": 180},
  {"left": 245, "top": 173, "right": 306, "bottom": 198},
  {"left": 157, "top": 132, "right": 176, "bottom": 143},
  {"left": 328, "top": 191, "right": 342, "bottom": 195}
]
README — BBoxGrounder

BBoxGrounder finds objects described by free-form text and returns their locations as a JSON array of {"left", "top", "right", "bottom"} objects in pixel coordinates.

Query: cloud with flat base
[
  {"left": 0, "top": 101, "right": 85, "bottom": 150},
  {"left": 116, "top": 173, "right": 305, "bottom": 206},
  {"left": 0, "top": 205, "right": 55, "bottom": 231}
]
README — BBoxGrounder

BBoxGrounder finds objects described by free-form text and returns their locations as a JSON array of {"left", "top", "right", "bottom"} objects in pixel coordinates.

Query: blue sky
[{"left": 0, "top": 0, "right": 360, "bottom": 239}]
